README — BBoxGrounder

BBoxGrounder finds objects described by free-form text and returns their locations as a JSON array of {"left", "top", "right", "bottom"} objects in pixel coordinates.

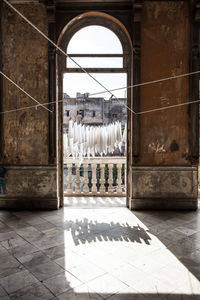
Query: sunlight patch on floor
[{"left": 63, "top": 197, "right": 200, "bottom": 298}]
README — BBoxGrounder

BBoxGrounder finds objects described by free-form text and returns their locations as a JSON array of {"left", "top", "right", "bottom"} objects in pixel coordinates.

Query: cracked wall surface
[
  {"left": 140, "top": 1, "right": 189, "bottom": 165},
  {"left": 1, "top": 3, "right": 49, "bottom": 165}
]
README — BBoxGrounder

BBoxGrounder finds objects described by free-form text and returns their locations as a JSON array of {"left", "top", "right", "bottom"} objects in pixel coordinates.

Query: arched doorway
[{"left": 57, "top": 12, "right": 133, "bottom": 207}]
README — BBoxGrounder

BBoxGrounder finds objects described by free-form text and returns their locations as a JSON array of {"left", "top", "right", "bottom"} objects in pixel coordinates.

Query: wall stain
[{"left": 2, "top": 3, "right": 49, "bottom": 165}]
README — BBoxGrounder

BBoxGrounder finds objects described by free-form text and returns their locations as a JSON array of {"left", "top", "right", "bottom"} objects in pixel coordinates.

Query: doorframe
[{"left": 56, "top": 11, "right": 133, "bottom": 208}]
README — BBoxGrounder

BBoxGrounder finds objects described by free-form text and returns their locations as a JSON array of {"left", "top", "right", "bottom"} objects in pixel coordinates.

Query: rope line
[
  {"left": 89, "top": 70, "right": 200, "bottom": 96},
  {"left": 2, "top": 0, "right": 137, "bottom": 116},
  {"left": 0, "top": 71, "right": 52, "bottom": 113},
  {"left": 1, "top": 0, "right": 200, "bottom": 117},
  {"left": 0, "top": 96, "right": 199, "bottom": 116},
  {"left": 137, "top": 98, "right": 200, "bottom": 115}
]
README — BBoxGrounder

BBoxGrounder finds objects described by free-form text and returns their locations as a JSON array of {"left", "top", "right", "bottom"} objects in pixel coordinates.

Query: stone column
[
  {"left": 0, "top": 0, "right": 3, "bottom": 158},
  {"left": 130, "top": 1, "right": 199, "bottom": 210}
]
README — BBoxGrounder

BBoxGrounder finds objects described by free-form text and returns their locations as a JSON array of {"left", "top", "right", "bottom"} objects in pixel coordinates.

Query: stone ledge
[
  {"left": 0, "top": 166, "right": 58, "bottom": 209},
  {"left": 131, "top": 166, "right": 198, "bottom": 210},
  {"left": 130, "top": 198, "right": 198, "bottom": 211},
  {"left": 0, "top": 197, "right": 58, "bottom": 209}
]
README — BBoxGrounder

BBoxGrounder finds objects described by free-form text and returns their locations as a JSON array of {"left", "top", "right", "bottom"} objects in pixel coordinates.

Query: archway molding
[{"left": 56, "top": 11, "right": 133, "bottom": 207}]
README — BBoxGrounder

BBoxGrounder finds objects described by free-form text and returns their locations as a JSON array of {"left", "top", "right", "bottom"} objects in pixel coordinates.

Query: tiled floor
[{"left": 0, "top": 197, "right": 200, "bottom": 299}]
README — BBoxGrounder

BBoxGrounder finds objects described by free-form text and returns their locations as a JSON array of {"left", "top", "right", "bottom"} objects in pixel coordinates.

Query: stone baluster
[
  {"left": 75, "top": 164, "right": 81, "bottom": 193},
  {"left": 124, "top": 163, "right": 127, "bottom": 194},
  {"left": 117, "top": 163, "right": 123, "bottom": 194},
  {"left": 66, "top": 164, "right": 72, "bottom": 194},
  {"left": 108, "top": 163, "right": 114, "bottom": 194},
  {"left": 99, "top": 164, "right": 105, "bottom": 193},
  {"left": 91, "top": 163, "right": 97, "bottom": 194},
  {"left": 83, "top": 163, "right": 89, "bottom": 193}
]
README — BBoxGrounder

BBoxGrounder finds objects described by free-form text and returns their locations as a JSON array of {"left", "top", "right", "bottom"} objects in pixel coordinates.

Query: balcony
[{"left": 64, "top": 157, "right": 126, "bottom": 196}]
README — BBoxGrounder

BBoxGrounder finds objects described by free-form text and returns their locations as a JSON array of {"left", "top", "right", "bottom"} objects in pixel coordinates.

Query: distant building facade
[{"left": 63, "top": 92, "right": 127, "bottom": 132}]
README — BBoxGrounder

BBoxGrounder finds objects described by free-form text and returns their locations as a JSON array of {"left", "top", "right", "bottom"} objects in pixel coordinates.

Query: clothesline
[
  {"left": 3, "top": 0, "right": 200, "bottom": 118},
  {"left": 64, "top": 120, "right": 126, "bottom": 158}
]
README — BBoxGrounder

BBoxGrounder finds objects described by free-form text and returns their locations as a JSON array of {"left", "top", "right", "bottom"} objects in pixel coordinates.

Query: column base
[
  {"left": 130, "top": 166, "right": 198, "bottom": 210},
  {"left": 0, "top": 166, "right": 58, "bottom": 209}
]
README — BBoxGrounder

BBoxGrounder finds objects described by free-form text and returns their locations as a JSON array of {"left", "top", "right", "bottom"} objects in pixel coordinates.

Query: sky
[{"left": 63, "top": 26, "right": 127, "bottom": 100}]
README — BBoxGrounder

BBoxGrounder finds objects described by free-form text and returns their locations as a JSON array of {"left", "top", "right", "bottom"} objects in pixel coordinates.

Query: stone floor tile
[
  {"left": 57, "top": 284, "right": 104, "bottom": 300},
  {"left": 0, "top": 285, "right": 7, "bottom": 297},
  {"left": 129, "top": 275, "right": 174, "bottom": 295},
  {"left": 0, "top": 245, "right": 10, "bottom": 260},
  {"left": 22, "top": 216, "right": 47, "bottom": 226},
  {"left": 0, "top": 231, "right": 18, "bottom": 243},
  {"left": 146, "top": 294, "right": 195, "bottom": 300},
  {"left": 0, "top": 221, "right": 12, "bottom": 233},
  {"left": 86, "top": 273, "right": 128, "bottom": 299},
  {"left": 27, "top": 261, "right": 64, "bottom": 281},
  {"left": 109, "top": 286, "right": 149, "bottom": 300},
  {"left": 16, "top": 226, "right": 43, "bottom": 241},
  {"left": 110, "top": 263, "right": 149, "bottom": 287},
  {"left": 0, "top": 213, "right": 19, "bottom": 223},
  {"left": 1, "top": 199, "right": 200, "bottom": 299},
  {"left": 129, "top": 248, "right": 178, "bottom": 273},
  {"left": 18, "top": 251, "right": 51, "bottom": 268},
  {"left": 167, "top": 237, "right": 200, "bottom": 257},
  {"left": 0, "top": 296, "right": 11, "bottom": 300},
  {"left": 86, "top": 252, "right": 125, "bottom": 272},
  {"left": 32, "top": 237, "right": 64, "bottom": 251},
  {"left": 7, "top": 242, "right": 39, "bottom": 258},
  {"left": 1, "top": 235, "right": 28, "bottom": 249},
  {"left": 43, "top": 244, "right": 68, "bottom": 260},
  {"left": 68, "top": 261, "right": 106, "bottom": 283},
  {"left": 27, "top": 229, "right": 65, "bottom": 251},
  {"left": 188, "top": 231, "right": 200, "bottom": 243},
  {"left": 181, "top": 219, "right": 200, "bottom": 231},
  {"left": 54, "top": 251, "right": 86, "bottom": 271},
  {"left": 43, "top": 272, "right": 82, "bottom": 295},
  {"left": 149, "top": 222, "right": 176, "bottom": 236},
  {"left": 34, "top": 222, "right": 57, "bottom": 233},
  {"left": 162, "top": 217, "right": 190, "bottom": 227},
  {"left": 42, "top": 215, "right": 64, "bottom": 226},
  {"left": 0, "top": 256, "right": 24, "bottom": 278},
  {"left": 156, "top": 229, "right": 186, "bottom": 246},
  {"left": 3, "top": 220, "right": 29, "bottom": 230},
  {"left": 174, "top": 226, "right": 198, "bottom": 236},
  {"left": 0, "top": 270, "right": 38, "bottom": 294},
  {"left": 153, "top": 263, "right": 200, "bottom": 294},
  {"left": 179, "top": 248, "right": 200, "bottom": 267},
  {"left": 9, "top": 282, "right": 55, "bottom": 300}
]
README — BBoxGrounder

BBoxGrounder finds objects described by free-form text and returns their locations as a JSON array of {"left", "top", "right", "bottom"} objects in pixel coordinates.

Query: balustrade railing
[{"left": 64, "top": 157, "right": 126, "bottom": 196}]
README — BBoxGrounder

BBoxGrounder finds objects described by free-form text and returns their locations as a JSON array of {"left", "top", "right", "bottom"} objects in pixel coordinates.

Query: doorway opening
[
  {"left": 62, "top": 25, "right": 127, "bottom": 205},
  {"left": 57, "top": 12, "right": 133, "bottom": 208}
]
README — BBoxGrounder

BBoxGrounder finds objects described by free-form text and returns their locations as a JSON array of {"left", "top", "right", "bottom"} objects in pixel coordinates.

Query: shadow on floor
[{"left": 64, "top": 218, "right": 152, "bottom": 246}]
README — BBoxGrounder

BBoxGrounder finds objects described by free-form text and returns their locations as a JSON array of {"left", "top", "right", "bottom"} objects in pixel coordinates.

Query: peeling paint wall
[
  {"left": 1, "top": 3, "right": 49, "bottom": 165},
  {"left": 140, "top": 1, "right": 190, "bottom": 165}
]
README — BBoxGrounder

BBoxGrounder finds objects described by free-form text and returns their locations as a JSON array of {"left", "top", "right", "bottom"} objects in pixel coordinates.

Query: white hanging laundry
[{"left": 63, "top": 120, "right": 126, "bottom": 158}]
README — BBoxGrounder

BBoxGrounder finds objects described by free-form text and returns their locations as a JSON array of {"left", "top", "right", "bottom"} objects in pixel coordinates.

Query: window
[
  {"left": 112, "top": 113, "right": 117, "bottom": 119},
  {"left": 66, "top": 26, "right": 123, "bottom": 69},
  {"left": 78, "top": 110, "right": 84, "bottom": 117},
  {"left": 66, "top": 110, "right": 70, "bottom": 117},
  {"left": 92, "top": 111, "right": 96, "bottom": 117},
  {"left": 64, "top": 25, "right": 127, "bottom": 100}
]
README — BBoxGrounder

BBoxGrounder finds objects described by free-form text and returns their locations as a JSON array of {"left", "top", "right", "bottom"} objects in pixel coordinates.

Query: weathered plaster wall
[
  {"left": 2, "top": 3, "right": 49, "bottom": 165},
  {"left": 0, "top": 166, "right": 57, "bottom": 209},
  {"left": 140, "top": 1, "right": 189, "bottom": 165}
]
